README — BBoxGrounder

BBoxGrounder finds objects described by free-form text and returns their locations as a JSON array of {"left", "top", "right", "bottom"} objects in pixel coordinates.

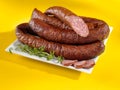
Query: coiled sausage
[
  {"left": 29, "top": 18, "right": 109, "bottom": 44},
  {"left": 16, "top": 23, "right": 105, "bottom": 60}
]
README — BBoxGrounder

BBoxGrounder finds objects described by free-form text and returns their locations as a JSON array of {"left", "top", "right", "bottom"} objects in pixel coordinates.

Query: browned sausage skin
[
  {"left": 16, "top": 23, "right": 105, "bottom": 61},
  {"left": 45, "top": 6, "right": 89, "bottom": 37},
  {"left": 32, "top": 8, "right": 71, "bottom": 30},
  {"left": 31, "top": 8, "right": 92, "bottom": 30},
  {"left": 32, "top": 8, "right": 109, "bottom": 32},
  {"left": 29, "top": 18, "right": 109, "bottom": 44}
]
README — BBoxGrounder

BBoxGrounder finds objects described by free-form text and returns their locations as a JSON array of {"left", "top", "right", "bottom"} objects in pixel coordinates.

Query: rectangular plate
[{"left": 5, "top": 27, "right": 113, "bottom": 74}]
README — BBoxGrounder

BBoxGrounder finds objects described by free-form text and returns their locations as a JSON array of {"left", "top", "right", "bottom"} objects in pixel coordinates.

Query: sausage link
[
  {"left": 16, "top": 23, "right": 105, "bottom": 60},
  {"left": 29, "top": 18, "right": 109, "bottom": 44},
  {"left": 31, "top": 8, "right": 71, "bottom": 30},
  {"left": 45, "top": 6, "right": 89, "bottom": 37},
  {"left": 32, "top": 8, "right": 108, "bottom": 31}
]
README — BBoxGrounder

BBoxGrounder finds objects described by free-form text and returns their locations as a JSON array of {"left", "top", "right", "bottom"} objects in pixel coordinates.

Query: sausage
[
  {"left": 16, "top": 23, "right": 105, "bottom": 60},
  {"left": 31, "top": 8, "right": 71, "bottom": 30},
  {"left": 62, "top": 59, "right": 95, "bottom": 69},
  {"left": 32, "top": 8, "right": 108, "bottom": 31},
  {"left": 29, "top": 18, "right": 109, "bottom": 44},
  {"left": 45, "top": 6, "right": 89, "bottom": 37},
  {"left": 61, "top": 60, "right": 78, "bottom": 66},
  {"left": 74, "top": 59, "right": 95, "bottom": 69},
  {"left": 82, "top": 59, "right": 95, "bottom": 69},
  {"left": 74, "top": 61, "right": 87, "bottom": 69}
]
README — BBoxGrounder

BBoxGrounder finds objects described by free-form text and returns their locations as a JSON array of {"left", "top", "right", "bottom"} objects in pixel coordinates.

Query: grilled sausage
[
  {"left": 16, "top": 23, "right": 105, "bottom": 60},
  {"left": 45, "top": 6, "right": 89, "bottom": 37},
  {"left": 29, "top": 18, "right": 109, "bottom": 44}
]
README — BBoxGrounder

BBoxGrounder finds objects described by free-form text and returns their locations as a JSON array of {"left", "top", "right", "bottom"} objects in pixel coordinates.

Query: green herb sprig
[
  {"left": 15, "top": 44, "right": 63, "bottom": 63},
  {"left": 57, "top": 56, "right": 64, "bottom": 63},
  {"left": 9, "top": 48, "right": 13, "bottom": 54}
]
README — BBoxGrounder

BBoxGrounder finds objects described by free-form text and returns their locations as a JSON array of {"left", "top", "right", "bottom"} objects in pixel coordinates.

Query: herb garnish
[
  {"left": 15, "top": 44, "right": 63, "bottom": 62},
  {"left": 9, "top": 48, "right": 13, "bottom": 54},
  {"left": 57, "top": 56, "right": 64, "bottom": 63}
]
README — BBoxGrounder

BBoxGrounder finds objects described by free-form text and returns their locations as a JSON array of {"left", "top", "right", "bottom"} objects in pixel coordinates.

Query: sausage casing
[{"left": 16, "top": 23, "right": 105, "bottom": 60}]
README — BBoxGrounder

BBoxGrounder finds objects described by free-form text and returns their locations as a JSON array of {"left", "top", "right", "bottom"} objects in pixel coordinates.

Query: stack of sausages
[{"left": 16, "top": 6, "right": 110, "bottom": 69}]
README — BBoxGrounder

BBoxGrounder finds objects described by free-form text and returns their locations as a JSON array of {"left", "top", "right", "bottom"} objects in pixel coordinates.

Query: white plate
[{"left": 5, "top": 27, "right": 113, "bottom": 74}]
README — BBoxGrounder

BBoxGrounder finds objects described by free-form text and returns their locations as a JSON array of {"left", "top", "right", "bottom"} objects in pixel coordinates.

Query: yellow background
[{"left": 0, "top": 0, "right": 120, "bottom": 89}]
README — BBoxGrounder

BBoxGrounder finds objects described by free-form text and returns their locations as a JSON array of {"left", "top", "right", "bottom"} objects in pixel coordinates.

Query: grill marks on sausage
[
  {"left": 16, "top": 23, "right": 105, "bottom": 61},
  {"left": 45, "top": 6, "right": 89, "bottom": 37}
]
